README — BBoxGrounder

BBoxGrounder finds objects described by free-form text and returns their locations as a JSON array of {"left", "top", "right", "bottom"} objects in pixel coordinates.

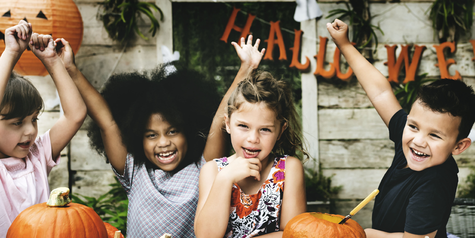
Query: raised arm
[
  {"left": 30, "top": 34, "right": 86, "bottom": 160},
  {"left": 202, "top": 35, "right": 265, "bottom": 161},
  {"left": 194, "top": 161, "right": 230, "bottom": 238},
  {"left": 0, "top": 21, "right": 31, "bottom": 103},
  {"left": 279, "top": 156, "right": 306, "bottom": 230},
  {"left": 55, "top": 38, "right": 128, "bottom": 174},
  {"left": 326, "top": 19, "right": 401, "bottom": 126}
]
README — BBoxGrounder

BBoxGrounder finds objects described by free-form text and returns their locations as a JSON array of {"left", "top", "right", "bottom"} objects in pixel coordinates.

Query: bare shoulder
[
  {"left": 283, "top": 156, "right": 304, "bottom": 179},
  {"left": 284, "top": 156, "right": 304, "bottom": 170},
  {"left": 199, "top": 159, "right": 220, "bottom": 179},
  {"left": 201, "top": 159, "right": 219, "bottom": 171}
]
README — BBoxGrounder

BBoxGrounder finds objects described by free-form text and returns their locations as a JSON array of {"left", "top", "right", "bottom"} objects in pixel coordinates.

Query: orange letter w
[{"left": 384, "top": 44, "right": 426, "bottom": 84}]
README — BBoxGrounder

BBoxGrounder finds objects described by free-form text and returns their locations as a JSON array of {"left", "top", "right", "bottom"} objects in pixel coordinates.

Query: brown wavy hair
[
  {"left": 226, "top": 70, "right": 309, "bottom": 161},
  {"left": 0, "top": 72, "right": 43, "bottom": 120}
]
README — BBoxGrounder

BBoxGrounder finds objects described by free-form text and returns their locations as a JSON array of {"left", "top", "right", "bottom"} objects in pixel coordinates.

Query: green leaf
[
  {"left": 133, "top": 24, "right": 148, "bottom": 40},
  {"left": 137, "top": 6, "right": 159, "bottom": 36}
]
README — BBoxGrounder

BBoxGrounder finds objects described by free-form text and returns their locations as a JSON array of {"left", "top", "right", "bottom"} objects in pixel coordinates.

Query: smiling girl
[
  {"left": 0, "top": 21, "right": 86, "bottom": 236},
  {"left": 195, "top": 71, "right": 309, "bottom": 238},
  {"left": 58, "top": 36, "right": 265, "bottom": 237}
]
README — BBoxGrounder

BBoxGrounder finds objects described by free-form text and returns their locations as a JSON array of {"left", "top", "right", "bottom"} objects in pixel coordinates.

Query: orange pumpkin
[
  {"left": 283, "top": 212, "right": 366, "bottom": 238},
  {"left": 104, "top": 222, "right": 124, "bottom": 238},
  {"left": 6, "top": 187, "right": 107, "bottom": 238},
  {"left": 0, "top": 0, "right": 83, "bottom": 76}
]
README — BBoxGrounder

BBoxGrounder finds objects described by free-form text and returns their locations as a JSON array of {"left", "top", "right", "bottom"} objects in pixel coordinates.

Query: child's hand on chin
[
  {"left": 4, "top": 20, "right": 32, "bottom": 56},
  {"left": 222, "top": 156, "right": 262, "bottom": 183},
  {"left": 29, "top": 33, "right": 61, "bottom": 66}
]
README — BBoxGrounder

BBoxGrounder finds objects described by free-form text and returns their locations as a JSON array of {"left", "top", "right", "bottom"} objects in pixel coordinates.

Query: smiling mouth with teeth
[
  {"left": 411, "top": 148, "right": 429, "bottom": 157},
  {"left": 157, "top": 151, "right": 176, "bottom": 162},
  {"left": 243, "top": 148, "right": 260, "bottom": 155}
]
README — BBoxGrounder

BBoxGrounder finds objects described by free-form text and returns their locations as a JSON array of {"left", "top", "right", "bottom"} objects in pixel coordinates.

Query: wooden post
[
  {"left": 301, "top": 19, "right": 319, "bottom": 170},
  {"left": 156, "top": 0, "right": 173, "bottom": 63}
]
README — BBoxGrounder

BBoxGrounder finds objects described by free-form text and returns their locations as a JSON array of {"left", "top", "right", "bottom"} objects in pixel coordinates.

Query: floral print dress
[{"left": 214, "top": 155, "right": 286, "bottom": 238}]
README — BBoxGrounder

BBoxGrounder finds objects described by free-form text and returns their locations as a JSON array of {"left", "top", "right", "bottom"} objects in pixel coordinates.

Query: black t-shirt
[{"left": 372, "top": 109, "right": 458, "bottom": 238}]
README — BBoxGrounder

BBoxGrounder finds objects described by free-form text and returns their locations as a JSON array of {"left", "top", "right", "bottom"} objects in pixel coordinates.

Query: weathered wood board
[{"left": 72, "top": 171, "right": 117, "bottom": 198}]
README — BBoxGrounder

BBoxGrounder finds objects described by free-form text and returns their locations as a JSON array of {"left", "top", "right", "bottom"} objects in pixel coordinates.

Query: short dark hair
[
  {"left": 416, "top": 79, "right": 475, "bottom": 141},
  {"left": 0, "top": 72, "right": 43, "bottom": 120},
  {"left": 87, "top": 64, "right": 220, "bottom": 172}
]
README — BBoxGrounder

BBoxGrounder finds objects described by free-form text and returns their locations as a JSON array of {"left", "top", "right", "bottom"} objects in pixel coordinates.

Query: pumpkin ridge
[
  {"left": 32, "top": 203, "right": 49, "bottom": 237},
  {"left": 299, "top": 214, "right": 319, "bottom": 235},
  {"left": 68, "top": 205, "right": 85, "bottom": 237},
  {"left": 24, "top": 203, "right": 49, "bottom": 237},
  {"left": 78, "top": 203, "right": 107, "bottom": 236},
  {"left": 74, "top": 204, "right": 95, "bottom": 237},
  {"left": 54, "top": 206, "right": 69, "bottom": 238}
]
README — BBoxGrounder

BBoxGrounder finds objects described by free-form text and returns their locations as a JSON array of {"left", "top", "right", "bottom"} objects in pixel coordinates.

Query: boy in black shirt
[{"left": 327, "top": 19, "right": 475, "bottom": 238}]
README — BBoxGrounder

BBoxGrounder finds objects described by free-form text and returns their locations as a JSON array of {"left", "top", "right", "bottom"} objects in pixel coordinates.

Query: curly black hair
[
  {"left": 417, "top": 79, "right": 475, "bottom": 141},
  {"left": 87, "top": 64, "right": 220, "bottom": 172}
]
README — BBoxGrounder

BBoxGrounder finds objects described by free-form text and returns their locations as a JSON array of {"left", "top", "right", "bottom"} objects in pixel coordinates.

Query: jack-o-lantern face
[{"left": 0, "top": 0, "right": 83, "bottom": 76}]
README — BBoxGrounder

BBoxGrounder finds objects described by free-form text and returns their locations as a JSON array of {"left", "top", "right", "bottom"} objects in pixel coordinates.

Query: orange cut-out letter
[
  {"left": 384, "top": 44, "right": 426, "bottom": 84},
  {"left": 264, "top": 21, "right": 287, "bottom": 61},
  {"left": 333, "top": 42, "right": 355, "bottom": 81},
  {"left": 220, "top": 7, "right": 256, "bottom": 43},
  {"left": 289, "top": 29, "right": 310, "bottom": 71},
  {"left": 403, "top": 45, "right": 426, "bottom": 84},
  {"left": 313, "top": 36, "right": 335, "bottom": 79},
  {"left": 433, "top": 42, "right": 461, "bottom": 80}
]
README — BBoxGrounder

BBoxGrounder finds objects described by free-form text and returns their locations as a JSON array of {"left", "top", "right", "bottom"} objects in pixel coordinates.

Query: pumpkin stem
[{"left": 47, "top": 187, "right": 71, "bottom": 207}]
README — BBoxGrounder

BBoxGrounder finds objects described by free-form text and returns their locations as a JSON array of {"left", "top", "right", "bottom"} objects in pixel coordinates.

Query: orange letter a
[{"left": 264, "top": 21, "right": 287, "bottom": 61}]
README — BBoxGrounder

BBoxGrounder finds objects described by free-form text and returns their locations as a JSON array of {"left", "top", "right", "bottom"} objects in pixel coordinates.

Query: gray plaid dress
[{"left": 113, "top": 154, "right": 205, "bottom": 238}]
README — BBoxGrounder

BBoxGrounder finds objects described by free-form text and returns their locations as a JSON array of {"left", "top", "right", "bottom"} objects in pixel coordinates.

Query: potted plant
[
  {"left": 326, "top": 0, "right": 384, "bottom": 62},
  {"left": 305, "top": 166, "right": 342, "bottom": 213},
  {"left": 98, "top": 0, "right": 163, "bottom": 43},
  {"left": 458, "top": 167, "right": 475, "bottom": 198},
  {"left": 428, "top": 0, "right": 473, "bottom": 43}
]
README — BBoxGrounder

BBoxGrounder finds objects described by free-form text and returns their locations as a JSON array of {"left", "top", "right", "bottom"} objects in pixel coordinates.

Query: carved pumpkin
[
  {"left": 6, "top": 187, "right": 108, "bottom": 238},
  {"left": 0, "top": 0, "right": 83, "bottom": 76},
  {"left": 283, "top": 212, "right": 366, "bottom": 238}
]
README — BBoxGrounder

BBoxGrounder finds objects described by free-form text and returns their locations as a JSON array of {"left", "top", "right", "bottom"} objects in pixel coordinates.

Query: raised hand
[
  {"left": 221, "top": 156, "right": 262, "bottom": 183},
  {"left": 4, "top": 20, "right": 32, "bottom": 55},
  {"left": 326, "top": 19, "right": 351, "bottom": 47},
  {"left": 29, "top": 34, "right": 60, "bottom": 66},
  {"left": 55, "top": 38, "right": 76, "bottom": 72},
  {"left": 232, "top": 35, "right": 265, "bottom": 70}
]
